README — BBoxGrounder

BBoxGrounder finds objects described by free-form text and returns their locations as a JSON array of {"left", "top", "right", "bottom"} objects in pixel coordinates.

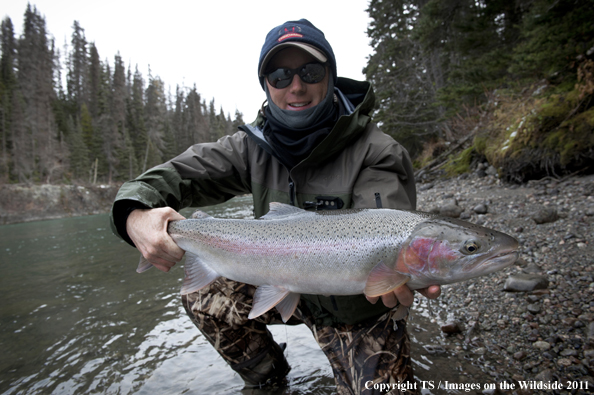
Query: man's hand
[
  {"left": 366, "top": 285, "right": 441, "bottom": 308},
  {"left": 126, "top": 207, "right": 186, "bottom": 272}
]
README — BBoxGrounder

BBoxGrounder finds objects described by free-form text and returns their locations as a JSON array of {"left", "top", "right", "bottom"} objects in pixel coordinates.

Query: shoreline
[{"left": 0, "top": 183, "right": 121, "bottom": 225}]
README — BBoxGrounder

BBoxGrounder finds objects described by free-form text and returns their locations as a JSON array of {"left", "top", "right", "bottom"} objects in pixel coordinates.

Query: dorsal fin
[
  {"left": 190, "top": 209, "right": 212, "bottom": 219},
  {"left": 259, "top": 202, "right": 310, "bottom": 220}
]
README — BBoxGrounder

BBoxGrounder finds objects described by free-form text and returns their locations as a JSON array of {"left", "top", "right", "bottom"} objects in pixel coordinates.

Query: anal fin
[
  {"left": 249, "top": 285, "right": 296, "bottom": 321},
  {"left": 180, "top": 252, "right": 219, "bottom": 295},
  {"left": 275, "top": 292, "right": 301, "bottom": 323},
  {"left": 364, "top": 260, "right": 411, "bottom": 297}
]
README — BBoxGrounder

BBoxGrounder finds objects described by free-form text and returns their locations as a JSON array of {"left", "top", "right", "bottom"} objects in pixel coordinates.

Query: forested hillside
[
  {"left": 1, "top": 1, "right": 593, "bottom": 186},
  {"left": 365, "top": 0, "right": 594, "bottom": 181},
  {"left": 0, "top": 5, "right": 243, "bottom": 185}
]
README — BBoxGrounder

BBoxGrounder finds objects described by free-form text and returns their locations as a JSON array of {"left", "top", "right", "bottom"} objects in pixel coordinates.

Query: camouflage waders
[{"left": 181, "top": 278, "right": 418, "bottom": 395}]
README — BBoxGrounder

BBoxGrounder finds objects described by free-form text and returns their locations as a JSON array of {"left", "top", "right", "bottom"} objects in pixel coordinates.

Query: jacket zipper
[{"left": 288, "top": 177, "right": 296, "bottom": 206}]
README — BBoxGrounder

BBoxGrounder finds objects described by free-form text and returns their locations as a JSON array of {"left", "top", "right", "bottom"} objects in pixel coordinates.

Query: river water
[{"left": 0, "top": 196, "right": 490, "bottom": 395}]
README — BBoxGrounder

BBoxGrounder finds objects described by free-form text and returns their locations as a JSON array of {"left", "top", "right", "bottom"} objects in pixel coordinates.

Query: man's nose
[{"left": 288, "top": 74, "right": 306, "bottom": 93}]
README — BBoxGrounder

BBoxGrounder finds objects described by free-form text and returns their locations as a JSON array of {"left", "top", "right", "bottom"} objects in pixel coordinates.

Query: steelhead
[{"left": 137, "top": 203, "right": 519, "bottom": 322}]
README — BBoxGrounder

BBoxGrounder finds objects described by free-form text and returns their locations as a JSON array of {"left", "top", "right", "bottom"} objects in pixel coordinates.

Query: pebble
[
  {"left": 557, "top": 358, "right": 573, "bottom": 367},
  {"left": 531, "top": 207, "right": 559, "bottom": 224},
  {"left": 473, "top": 203, "right": 488, "bottom": 214},
  {"left": 441, "top": 321, "right": 463, "bottom": 334},
  {"left": 514, "top": 351, "right": 527, "bottom": 360},
  {"left": 527, "top": 303, "right": 541, "bottom": 314},
  {"left": 503, "top": 273, "right": 549, "bottom": 292},
  {"left": 533, "top": 341, "right": 551, "bottom": 351},
  {"left": 439, "top": 200, "right": 463, "bottom": 218}
]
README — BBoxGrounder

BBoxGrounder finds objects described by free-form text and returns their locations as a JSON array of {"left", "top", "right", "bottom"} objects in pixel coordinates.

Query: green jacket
[{"left": 110, "top": 77, "right": 416, "bottom": 325}]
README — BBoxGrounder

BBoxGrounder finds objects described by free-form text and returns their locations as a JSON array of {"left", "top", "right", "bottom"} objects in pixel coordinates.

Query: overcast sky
[{"left": 3, "top": 0, "right": 374, "bottom": 122}]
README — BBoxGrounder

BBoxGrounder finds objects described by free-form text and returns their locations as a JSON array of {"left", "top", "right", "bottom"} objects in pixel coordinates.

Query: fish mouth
[{"left": 481, "top": 250, "right": 519, "bottom": 270}]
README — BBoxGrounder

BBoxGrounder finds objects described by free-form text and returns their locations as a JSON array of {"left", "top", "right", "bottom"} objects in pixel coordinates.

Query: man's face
[{"left": 265, "top": 47, "right": 329, "bottom": 111}]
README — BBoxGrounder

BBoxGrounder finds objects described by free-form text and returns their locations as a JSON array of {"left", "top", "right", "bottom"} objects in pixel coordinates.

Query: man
[{"left": 111, "top": 19, "right": 440, "bottom": 394}]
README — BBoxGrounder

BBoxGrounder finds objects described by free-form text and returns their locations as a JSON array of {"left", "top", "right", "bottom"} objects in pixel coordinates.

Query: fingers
[
  {"left": 392, "top": 285, "right": 414, "bottom": 307},
  {"left": 380, "top": 292, "right": 398, "bottom": 308},
  {"left": 365, "top": 285, "right": 413, "bottom": 308},
  {"left": 127, "top": 207, "right": 186, "bottom": 272},
  {"left": 418, "top": 285, "right": 441, "bottom": 300},
  {"left": 365, "top": 284, "right": 442, "bottom": 308}
]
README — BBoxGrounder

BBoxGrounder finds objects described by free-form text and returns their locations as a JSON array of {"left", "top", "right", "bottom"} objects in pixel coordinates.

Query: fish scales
[
  {"left": 137, "top": 202, "right": 519, "bottom": 322},
  {"left": 170, "top": 209, "right": 427, "bottom": 295}
]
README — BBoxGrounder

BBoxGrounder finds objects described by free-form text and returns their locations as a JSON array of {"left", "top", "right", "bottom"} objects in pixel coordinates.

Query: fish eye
[{"left": 461, "top": 240, "right": 481, "bottom": 255}]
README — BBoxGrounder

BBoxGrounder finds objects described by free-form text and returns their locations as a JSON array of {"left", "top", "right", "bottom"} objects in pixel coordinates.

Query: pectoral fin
[
  {"left": 364, "top": 260, "right": 411, "bottom": 297},
  {"left": 137, "top": 256, "right": 153, "bottom": 273},
  {"left": 249, "top": 285, "right": 299, "bottom": 322},
  {"left": 180, "top": 252, "right": 219, "bottom": 295}
]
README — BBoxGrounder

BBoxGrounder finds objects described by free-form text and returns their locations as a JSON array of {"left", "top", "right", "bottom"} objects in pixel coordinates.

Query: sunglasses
[{"left": 265, "top": 62, "right": 326, "bottom": 89}]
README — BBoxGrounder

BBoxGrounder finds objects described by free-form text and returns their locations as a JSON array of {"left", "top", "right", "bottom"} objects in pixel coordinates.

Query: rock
[
  {"left": 472, "top": 347, "right": 486, "bottom": 355},
  {"left": 534, "top": 369, "right": 554, "bottom": 382},
  {"left": 418, "top": 182, "right": 435, "bottom": 191},
  {"left": 504, "top": 274, "right": 549, "bottom": 292},
  {"left": 533, "top": 341, "right": 550, "bottom": 351},
  {"left": 473, "top": 203, "right": 488, "bottom": 214},
  {"left": 531, "top": 207, "right": 559, "bottom": 224},
  {"left": 423, "top": 345, "right": 446, "bottom": 354},
  {"left": 521, "top": 264, "right": 542, "bottom": 274},
  {"left": 439, "top": 200, "right": 463, "bottom": 218},
  {"left": 441, "top": 321, "right": 463, "bottom": 334},
  {"left": 514, "top": 350, "right": 527, "bottom": 360},
  {"left": 557, "top": 358, "right": 573, "bottom": 367},
  {"left": 560, "top": 349, "right": 577, "bottom": 357},
  {"left": 527, "top": 303, "right": 541, "bottom": 314},
  {"left": 485, "top": 165, "right": 498, "bottom": 177}
]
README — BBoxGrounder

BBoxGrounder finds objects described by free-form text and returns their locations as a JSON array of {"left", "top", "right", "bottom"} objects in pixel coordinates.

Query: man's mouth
[{"left": 287, "top": 101, "right": 312, "bottom": 110}]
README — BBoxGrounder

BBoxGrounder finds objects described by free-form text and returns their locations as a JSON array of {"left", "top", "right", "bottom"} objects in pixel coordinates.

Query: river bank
[
  {"left": 0, "top": 183, "right": 121, "bottom": 225},
  {"left": 414, "top": 170, "right": 594, "bottom": 393}
]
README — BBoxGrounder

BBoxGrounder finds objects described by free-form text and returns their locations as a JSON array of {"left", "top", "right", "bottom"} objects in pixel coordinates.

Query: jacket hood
[{"left": 241, "top": 77, "right": 375, "bottom": 169}]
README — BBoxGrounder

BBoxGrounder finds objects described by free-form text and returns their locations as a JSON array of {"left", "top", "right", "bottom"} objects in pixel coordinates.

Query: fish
[{"left": 137, "top": 202, "right": 519, "bottom": 322}]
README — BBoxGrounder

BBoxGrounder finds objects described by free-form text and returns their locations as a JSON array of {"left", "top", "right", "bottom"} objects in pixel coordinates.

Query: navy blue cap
[{"left": 258, "top": 19, "right": 337, "bottom": 90}]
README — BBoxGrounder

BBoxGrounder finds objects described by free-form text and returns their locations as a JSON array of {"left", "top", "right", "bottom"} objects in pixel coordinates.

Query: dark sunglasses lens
[
  {"left": 267, "top": 69, "right": 294, "bottom": 89},
  {"left": 300, "top": 63, "right": 325, "bottom": 84},
  {"left": 266, "top": 63, "right": 326, "bottom": 89}
]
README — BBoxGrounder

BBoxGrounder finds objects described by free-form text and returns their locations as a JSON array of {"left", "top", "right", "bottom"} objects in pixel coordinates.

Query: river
[{"left": 0, "top": 196, "right": 489, "bottom": 394}]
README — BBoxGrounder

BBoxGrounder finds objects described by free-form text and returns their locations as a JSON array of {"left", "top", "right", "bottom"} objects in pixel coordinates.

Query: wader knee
[{"left": 231, "top": 341, "right": 290, "bottom": 389}]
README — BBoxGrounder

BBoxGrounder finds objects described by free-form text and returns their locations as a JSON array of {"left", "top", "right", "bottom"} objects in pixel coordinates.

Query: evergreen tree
[
  {"left": 67, "top": 20, "right": 88, "bottom": 115},
  {"left": 0, "top": 4, "right": 264, "bottom": 183},
  {"left": 232, "top": 109, "right": 244, "bottom": 132},
  {"left": 365, "top": 0, "right": 444, "bottom": 157},
  {"left": 184, "top": 86, "right": 209, "bottom": 144},
  {"left": 88, "top": 43, "right": 101, "bottom": 118},
  {"left": 511, "top": 0, "right": 594, "bottom": 81},
  {"left": 0, "top": 17, "right": 17, "bottom": 181},
  {"left": 110, "top": 54, "right": 135, "bottom": 181},
  {"left": 127, "top": 66, "right": 147, "bottom": 169},
  {"left": 66, "top": 115, "right": 90, "bottom": 180},
  {"left": 16, "top": 4, "right": 63, "bottom": 182},
  {"left": 143, "top": 70, "right": 166, "bottom": 171}
]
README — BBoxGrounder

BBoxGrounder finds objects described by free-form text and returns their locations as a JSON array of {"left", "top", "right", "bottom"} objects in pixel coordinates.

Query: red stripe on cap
[{"left": 278, "top": 33, "right": 303, "bottom": 42}]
